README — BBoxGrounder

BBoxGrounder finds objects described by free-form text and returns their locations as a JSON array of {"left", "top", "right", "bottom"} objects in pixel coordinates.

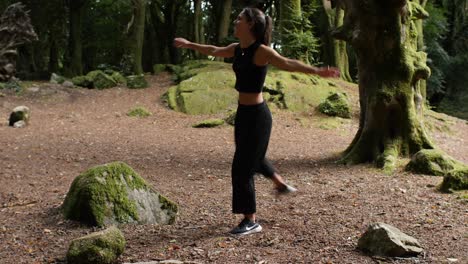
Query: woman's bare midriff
[{"left": 238, "top": 92, "right": 263, "bottom": 105}]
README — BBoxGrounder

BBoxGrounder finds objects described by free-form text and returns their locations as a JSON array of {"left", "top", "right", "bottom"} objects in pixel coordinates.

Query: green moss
[
  {"left": 72, "top": 76, "right": 92, "bottom": 88},
  {"left": 86, "top": 70, "right": 117, "bottom": 89},
  {"left": 126, "top": 74, "right": 148, "bottom": 89},
  {"left": 158, "top": 196, "right": 178, "bottom": 224},
  {"left": 192, "top": 119, "right": 225, "bottom": 128},
  {"left": 440, "top": 168, "right": 468, "bottom": 192},
  {"left": 110, "top": 72, "right": 127, "bottom": 85},
  {"left": 62, "top": 162, "right": 148, "bottom": 226},
  {"left": 67, "top": 226, "right": 126, "bottom": 264},
  {"left": 224, "top": 110, "right": 236, "bottom": 126},
  {"left": 317, "top": 92, "right": 351, "bottom": 118},
  {"left": 127, "top": 107, "right": 152, "bottom": 118},
  {"left": 406, "top": 149, "right": 458, "bottom": 176}
]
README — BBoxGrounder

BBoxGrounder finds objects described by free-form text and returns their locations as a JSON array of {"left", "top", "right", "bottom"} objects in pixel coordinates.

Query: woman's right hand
[
  {"left": 174, "top": 38, "right": 191, "bottom": 48},
  {"left": 315, "top": 66, "right": 340, "bottom": 78}
]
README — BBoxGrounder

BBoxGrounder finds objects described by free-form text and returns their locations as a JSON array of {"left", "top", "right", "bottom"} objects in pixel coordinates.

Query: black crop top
[{"left": 232, "top": 41, "right": 268, "bottom": 93}]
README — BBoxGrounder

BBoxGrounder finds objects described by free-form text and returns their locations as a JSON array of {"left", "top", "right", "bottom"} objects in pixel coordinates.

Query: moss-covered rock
[
  {"left": 127, "top": 107, "right": 152, "bottom": 118},
  {"left": 406, "top": 149, "right": 458, "bottom": 176},
  {"left": 62, "top": 162, "right": 178, "bottom": 227},
  {"left": 164, "top": 60, "right": 347, "bottom": 115},
  {"left": 67, "top": 226, "right": 125, "bottom": 264},
  {"left": 50, "top": 73, "right": 66, "bottom": 84},
  {"left": 192, "top": 119, "right": 225, "bottom": 128},
  {"left": 224, "top": 110, "right": 237, "bottom": 126},
  {"left": 86, "top": 70, "right": 117, "bottom": 89},
  {"left": 9, "top": 106, "right": 30, "bottom": 126},
  {"left": 110, "top": 72, "right": 127, "bottom": 86},
  {"left": 72, "top": 76, "right": 92, "bottom": 88},
  {"left": 126, "top": 74, "right": 148, "bottom": 89},
  {"left": 0, "top": 82, "right": 5, "bottom": 89},
  {"left": 163, "top": 61, "right": 237, "bottom": 115},
  {"left": 440, "top": 168, "right": 468, "bottom": 192},
  {"left": 317, "top": 92, "right": 351, "bottom": 118}
]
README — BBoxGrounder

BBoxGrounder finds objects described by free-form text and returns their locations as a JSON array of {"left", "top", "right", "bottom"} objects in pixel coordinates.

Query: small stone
[
  {"left": 13, "top": 120, "right": 26, "bottom": 128},
  {"left": 447, "top": 258, "right": 458, "bottom": 262}
]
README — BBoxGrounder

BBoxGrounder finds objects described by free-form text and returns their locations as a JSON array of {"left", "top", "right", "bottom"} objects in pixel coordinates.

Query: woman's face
[{"left": 233, "top": 12, "right": 251, "bottom": 39}]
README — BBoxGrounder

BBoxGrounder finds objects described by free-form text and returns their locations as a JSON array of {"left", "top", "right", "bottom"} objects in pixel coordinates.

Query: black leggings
[{"left": 232, "top": 101, "right": 275, "bottom": 215}]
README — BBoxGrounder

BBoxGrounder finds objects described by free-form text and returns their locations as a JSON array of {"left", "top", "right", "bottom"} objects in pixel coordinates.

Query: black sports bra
[{"left": 232, "top": 41, "right": 268, "bottom": 93}]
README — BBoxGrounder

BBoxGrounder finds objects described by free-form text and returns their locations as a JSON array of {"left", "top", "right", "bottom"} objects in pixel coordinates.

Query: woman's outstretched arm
[
  {"left": 262, "top": 46, "right": 340, "bottom": 78},
  {"left": 174, "top": 38, "right": 237, "bottom": 58}
]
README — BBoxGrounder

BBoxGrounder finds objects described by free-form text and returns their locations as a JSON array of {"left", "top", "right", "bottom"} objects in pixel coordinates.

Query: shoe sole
[{"left": 231, "top": 225, "right": 263, "bottom": 236}]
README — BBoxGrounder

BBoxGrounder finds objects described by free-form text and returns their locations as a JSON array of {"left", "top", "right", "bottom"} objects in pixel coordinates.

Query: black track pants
[{"left": 232, "top": 101, "right": 275, "bottom": 215}]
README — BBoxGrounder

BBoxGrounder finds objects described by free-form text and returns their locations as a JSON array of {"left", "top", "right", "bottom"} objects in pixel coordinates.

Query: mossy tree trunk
[
  {"left": 127, "top": 0, "right": 146, "bottom": 75},
  {"left": 332, "top": 0, "right": 434, "bottom": 172},
  {"left": 319, "top": 1, "right": 352, "bottom": 82}
]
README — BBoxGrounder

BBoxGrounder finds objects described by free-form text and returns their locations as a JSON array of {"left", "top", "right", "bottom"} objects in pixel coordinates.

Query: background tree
[
  {"left": 331, "top": 0, "right": 435, "bottom": 171},
  {"left": 312, "top": 0, "right": 352, "bottom": 81},
  {"left": 65, "top": 0, "right": 87, "bottom": 76}
]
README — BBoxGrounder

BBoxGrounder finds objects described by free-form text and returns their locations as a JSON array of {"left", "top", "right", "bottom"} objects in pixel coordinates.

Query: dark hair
[{"left": 241, "top": 7, "right": 272, "bottom": 46}]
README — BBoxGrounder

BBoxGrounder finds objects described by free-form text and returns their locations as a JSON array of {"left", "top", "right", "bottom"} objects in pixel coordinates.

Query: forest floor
[{"left": 0, "top": 73, "right": 467, "bottom": 264}]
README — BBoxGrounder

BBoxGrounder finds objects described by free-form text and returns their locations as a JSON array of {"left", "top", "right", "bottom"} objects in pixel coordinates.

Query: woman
[{"left": 174, "top": 7, "right": 339, "bottom": 236}]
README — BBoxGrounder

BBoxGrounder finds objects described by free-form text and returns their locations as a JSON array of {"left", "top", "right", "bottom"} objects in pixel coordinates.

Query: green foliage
[
  {"left": 192, "top": 119, "right": 225, "bottom": 128},
  {"left": 127, "top": 107, "right": 152, "bottom": 118},
  {"left": 277, "top": 2, "right": 320, "bottom": 64},
  {"left": 424, "top": 2, "right": 450, "bottom": 100},
  {"left": 317, "top": 92, "right": 351, "bottom": 118}
]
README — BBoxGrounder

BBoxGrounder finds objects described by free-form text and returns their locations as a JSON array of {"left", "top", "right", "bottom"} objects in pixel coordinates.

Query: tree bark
[
  {"left": 67, "top": 0, "right": 85, "bottom": 76},
  {"left": 127, "top": 0, "right": 146, "bottom": 75},
  {"left": 194, "top": 0, "right": 205, "bottom": 59},
  {"left": 333, "top": 0, "right": 434, "bottom": 172},
  {"left": 217, "top": 0, "right": 232, "bottom": 44},
  {"left": 318, "top": 2, "right": 352, "bottom": 81}
]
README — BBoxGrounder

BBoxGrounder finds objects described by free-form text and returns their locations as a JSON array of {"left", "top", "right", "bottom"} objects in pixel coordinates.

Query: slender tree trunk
[
  {"left": 48, "top": 38, "right": 59, "bottom": 74},
  {"left": 319, "top": 2, "right": 352, "bottom": 81},
  {"left": 67, "top": 0, "right": 85, "bottom": 76},
  {"left": 217, "top": 0, "right": 232, "bottom": 44},
  {"left": 333, "top": 0, "right": 434, "bottom": 171},
  {"left": 127, "top": 0, "right": 146, "bottom": 75},
  {"left": 194, "top": 0, "right": 205, "bottom": 59}
]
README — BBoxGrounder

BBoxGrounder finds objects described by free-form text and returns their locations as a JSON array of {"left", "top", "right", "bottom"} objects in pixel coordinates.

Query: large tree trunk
[
  {"left": 127, "top": 0, "right": 146, "bottom": 75},
  {"left": 332, "top": 0, "right": 434, "bottom": 172},
  {"left": 66, "top": 0, "right": 85, "bottom": 76}
]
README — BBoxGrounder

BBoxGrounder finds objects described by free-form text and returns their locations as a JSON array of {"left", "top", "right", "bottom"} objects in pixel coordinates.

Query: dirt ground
[{"left": 0, "top": 74, "right": 467, "bottom": 264}]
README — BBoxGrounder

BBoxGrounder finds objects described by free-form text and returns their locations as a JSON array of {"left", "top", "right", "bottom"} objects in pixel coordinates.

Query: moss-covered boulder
[
  {"left": 406, "top": 149, "right": 459, "bottom": 176},
  {"left": 317, "top": 92, "right": 351, "bottom": 118},
  {"left": 224, "top": 110, "right": 236, "bottom": 126},
  {"left": 9, "top": 106, "right": 30, "bottom": 126},
  {"left": 110, "top": 72, "right": 127, "bottom": 86},
  {"left": 67, "top": 226, "right": 125, "bottom": 264},
  {"left": 407, "top": 149, "right": 468, "bottom": 192},
  {"left": 126, "top": 74, "right": 148, "bottom": 89},
  {"left": 264, "top": 71, "right": 337, "bottom": 112},
  {"left": 163, "top": 62, "right": 237, "bottom": 115},
  {"left": 440, "top": 168, "right": 468, "bottom": 192},
  {"left": 86, "top": 70, "right": 117, "bottom": 90},
  {"left": 192, "top": 119, "right": 225, "bottom": 128},
  {"left": 62, "top": 162, "right": 178, "bottom": 227},
  {"left": 50, "top": 73, "right": 66, "bottom": 84},
  {"left": 127, "top": 106, "right": 152, "bottom": 118},
  {"left": 72, "top": 76, "right": 92, "bottom": 88}
]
